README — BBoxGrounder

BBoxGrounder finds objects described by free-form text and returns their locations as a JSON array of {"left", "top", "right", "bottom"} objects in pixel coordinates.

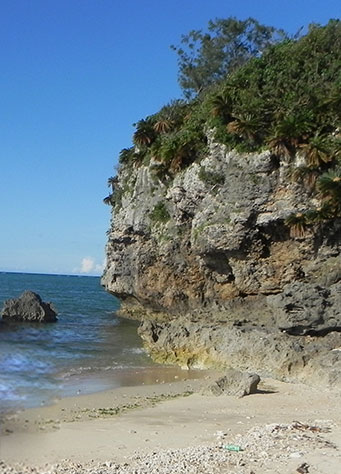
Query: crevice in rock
[
  {"left": 258, "top": 220, "right": 290, "bottom": 244},
  {"left": 269, "top": 153, "right": 281, "bottom": 170},
  {"left": 313, "top": 219, "right": 341, "bottom": 256},
  {"left": 281, "top": 326, "right": 341, "bottom": 337},
  {"left": 202, "top": 251, "right": 235, "bottom": 280}
]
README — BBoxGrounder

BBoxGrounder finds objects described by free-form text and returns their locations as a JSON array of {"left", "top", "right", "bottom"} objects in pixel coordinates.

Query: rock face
[
  {"left": 102, "top": 136, "right": 341, "bottom": 386},
  {"left": 137, "top": 318, "right": 341, "bottom": 386},
  {"left": 267, "top": 281, "right": 341, "bottom": 336},
  {"left": 1, "top": 291, "right": 58, "bottom": 323}
]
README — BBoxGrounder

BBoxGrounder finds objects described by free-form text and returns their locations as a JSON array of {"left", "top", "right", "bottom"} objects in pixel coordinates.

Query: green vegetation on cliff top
[{"left": 105, "top": 18, "right": 341, "bottom": 231}]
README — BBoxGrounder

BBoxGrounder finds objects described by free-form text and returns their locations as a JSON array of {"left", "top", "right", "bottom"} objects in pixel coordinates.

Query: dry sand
[{"left": 0, "top": 374, "right": 340, "bottom": 473}]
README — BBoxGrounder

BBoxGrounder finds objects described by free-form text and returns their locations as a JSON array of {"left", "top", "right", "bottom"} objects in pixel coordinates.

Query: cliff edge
[
  {"left": 102, "top": 136, "right": 341, "bottom": 386},
  {"left": 102, "top": 21, "right": 341, "bottom": 386}
]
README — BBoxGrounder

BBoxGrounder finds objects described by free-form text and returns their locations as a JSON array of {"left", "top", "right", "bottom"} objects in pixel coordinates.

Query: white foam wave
[{"left": 123, "top": 347, "right": 146, "bottom": 355}]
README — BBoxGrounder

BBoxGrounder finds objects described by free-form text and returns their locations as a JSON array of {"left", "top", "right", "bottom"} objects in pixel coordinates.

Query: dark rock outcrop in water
[
  {"left": 102, "top": 136, "right": 341, "bottom": 387},
  {"left": 1, "top": 291, "right": 58, "bottom": 323}
]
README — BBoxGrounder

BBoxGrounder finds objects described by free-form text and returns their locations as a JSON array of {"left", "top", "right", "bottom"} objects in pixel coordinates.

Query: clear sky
[{"left": 0, "top": 0, "right": 339, "bottom": 275}]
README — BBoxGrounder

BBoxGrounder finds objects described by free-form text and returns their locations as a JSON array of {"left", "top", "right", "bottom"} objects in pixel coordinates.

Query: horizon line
[{"left": 0, "top": 270, "right": 102, "bottom": 278}]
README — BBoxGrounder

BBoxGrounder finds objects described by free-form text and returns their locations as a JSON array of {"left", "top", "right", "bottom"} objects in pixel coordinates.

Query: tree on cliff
[
  {"left": 110, "top": 19, "right": 340, "bottom": 223},
  {"left": 171, "top": 17, "right": 287, "bottom": 98}
]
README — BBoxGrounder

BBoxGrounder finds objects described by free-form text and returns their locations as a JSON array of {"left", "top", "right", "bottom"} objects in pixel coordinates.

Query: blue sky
[{"left": 0, "top": 0, "right": 339, "bottom": 275}]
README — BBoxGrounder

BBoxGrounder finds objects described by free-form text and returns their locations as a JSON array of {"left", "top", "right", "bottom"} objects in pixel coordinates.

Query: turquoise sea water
[{"left": 0, "top": 272, "right": 157, "bottom": 413}]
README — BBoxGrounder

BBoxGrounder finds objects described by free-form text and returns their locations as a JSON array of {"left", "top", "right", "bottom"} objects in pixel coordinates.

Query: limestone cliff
[{"left": 102, "top": 136, "right": 341, "bottom": 385}]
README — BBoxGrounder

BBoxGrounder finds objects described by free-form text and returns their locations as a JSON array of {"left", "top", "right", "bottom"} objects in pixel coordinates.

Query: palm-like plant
[
  {"left": 107, "top": 176, "right": 118, "bottom": 192},
  {"left": 268, "top": 113, "right": 314, "bottom": 158},
  {"left": 169, "top": 148, "right": 187, "bottom": 174},
  {"left": 227, "top": 114, "right": 260, "bottom": 143},
  {"left": 305, "top": 203, "right": 335, "bottom": 222},
  {"left": 285, "top": 213, "right": 309, "bottom": 238},
  {"left": 317, "top": 170, "right": 341, "bottom": 212},
  {"left": 103, "top": 194, "right": 114, "bottom": 206},
  {"left": 158, "top": 134, "right": 181, "bottom": 164},
  {"left": 209, "top": 90, "right": 233, "bottom": 122},
  {"left": 153, "top": 118, "right": 174, "bottom": 134},
  {"left": 299, "top": 134, "right": 334, "bottom": 167},
  {"left": 291, "top": 165, "right": 320, "bottom": 190},
  {"left": 119, "top": 147, "right": 135, "bottom": 164},
  {"left": 103, "top": 175, "right": 120, "bottom": 206},
  {"left": 156, "top": 130, "right": 198, "bottom": 175},
  {"left": 154, "top": 99, "right": 189, "bottom": 131},
  {"left": 321, "top": 87, "right": 341, "bottom": 114},
  {"left": 133, "top": 119, "right": 156, "bottom": 147},
  {"left": 276, "top": 115, "right": 310, "bottom": 144},
  {"left": 268, "top": 135, "right": 292, "bottom": 159}
]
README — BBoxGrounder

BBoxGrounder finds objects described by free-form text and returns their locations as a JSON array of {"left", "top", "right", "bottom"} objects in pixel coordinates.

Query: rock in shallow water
[{"left": 1, "top": 291, "right": 58, "bottom": 323}]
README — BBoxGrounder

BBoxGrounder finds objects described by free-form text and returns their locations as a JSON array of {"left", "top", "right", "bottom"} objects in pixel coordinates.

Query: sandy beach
[{"left": 1, "top": 373, "right": 340, "bottom": 473}]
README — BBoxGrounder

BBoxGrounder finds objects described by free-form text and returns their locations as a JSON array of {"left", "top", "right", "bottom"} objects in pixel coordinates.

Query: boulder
[
  {"left": 1, "top": 291, "right": 58, "bottom": 323},
  {"left": 203, "top": 368, "right": 260, "bottom": 398}
]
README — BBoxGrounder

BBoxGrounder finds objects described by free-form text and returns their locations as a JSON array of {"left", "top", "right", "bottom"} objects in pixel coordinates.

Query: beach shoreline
[
  {"left": 1, "top": 374, "right": 340, "bottom": 473},
  {"left": 0, "top": 364, "right": 210, "bottom": 417},
  {"left": 0, "top": 367, "right": 213, "bottom": 435}
]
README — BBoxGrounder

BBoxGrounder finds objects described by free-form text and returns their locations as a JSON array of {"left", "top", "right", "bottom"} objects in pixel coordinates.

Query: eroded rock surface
[
  {"left": 102, "top": 137, "right": 341, "bottom": 386},
  {"left": 1, "top": 291, "right": 58, "bottom": 323},
  {"left": 138, "top": 318, "right": 341, "bottom": 386},
  {"left": 267, "top": 281, "right": 341, "bottom": 335}
]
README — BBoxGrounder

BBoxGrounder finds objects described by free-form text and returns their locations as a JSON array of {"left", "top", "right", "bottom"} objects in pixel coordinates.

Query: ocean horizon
[{"left": 0, "top": 270, "right": 102, "bottom": 278}]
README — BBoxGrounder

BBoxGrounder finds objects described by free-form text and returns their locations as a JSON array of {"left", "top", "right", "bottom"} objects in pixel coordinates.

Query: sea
[{"left": 0, "top": 272, "right": 178, "bottom": 414}]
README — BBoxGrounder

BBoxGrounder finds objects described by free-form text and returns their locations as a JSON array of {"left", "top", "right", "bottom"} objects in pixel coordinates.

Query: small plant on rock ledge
[
  {"left": 149, "top": 201, "right": 170, "bottom": 224},
  {"left": 285, "top": 213, "right": 309, "bottom": 238},
  {"left": 198, "top": 166, "right": 225, "bottom": 187},
  {"left": 103, "top": 194, "right": 114, "bottom": 206},
  {"left": 285, "top": 168, "right": 341, "bottom": 237}
]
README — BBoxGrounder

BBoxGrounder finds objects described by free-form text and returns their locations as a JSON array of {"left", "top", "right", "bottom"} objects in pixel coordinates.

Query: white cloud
[
  {"left": 80, "top": 257, "right": 95, "bottom": 273},
  {"left": 76, "top": 256, "right": 106, "bottom": 275}
]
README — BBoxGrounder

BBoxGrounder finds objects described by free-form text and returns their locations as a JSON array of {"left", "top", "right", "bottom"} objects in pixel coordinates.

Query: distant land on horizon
[{"left": 0, "top": 271, "right": 101, "bottom": 278}]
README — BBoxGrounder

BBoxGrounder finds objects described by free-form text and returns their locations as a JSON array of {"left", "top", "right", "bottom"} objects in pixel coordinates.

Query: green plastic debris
[{"left": 223, "top": 444, "right": 243, "bottom": 452}]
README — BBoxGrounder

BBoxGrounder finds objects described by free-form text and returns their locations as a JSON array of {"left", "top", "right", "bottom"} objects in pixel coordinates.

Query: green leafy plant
[
  {"left": 227, "top": 114, "right": 261, "bottom": 144},
  {"left": 209, "top": 90, "right": 233, "bottom": 122},
  {"left": 153, "top": 118, "right": 174, "bottom": 134},
  {"left": 171, "top": 17, "right": 286, "bottom": 98},
  {"left": 317, "top": 169, "right": 341, "bottom": 213},
  {"left": 110, "top": 19, "right": 341, "bottom": 234},
  {"left": 198, "top": 166, "right": 225, "bottom": 187},
  {"left": 119, "top": 147, "right": 135, "bottom": 164},
  {"left": 133, "top": 118, "right": 156, "bottom": 147},
  {"left": 286, "top": 168, "right": 341, "bottom": 236},
  {"left": 149, "top": 201, "right": 170, "bottom": 224},
  {"left": 299, "top": 134, "right": 335, "bottom": 167}
]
